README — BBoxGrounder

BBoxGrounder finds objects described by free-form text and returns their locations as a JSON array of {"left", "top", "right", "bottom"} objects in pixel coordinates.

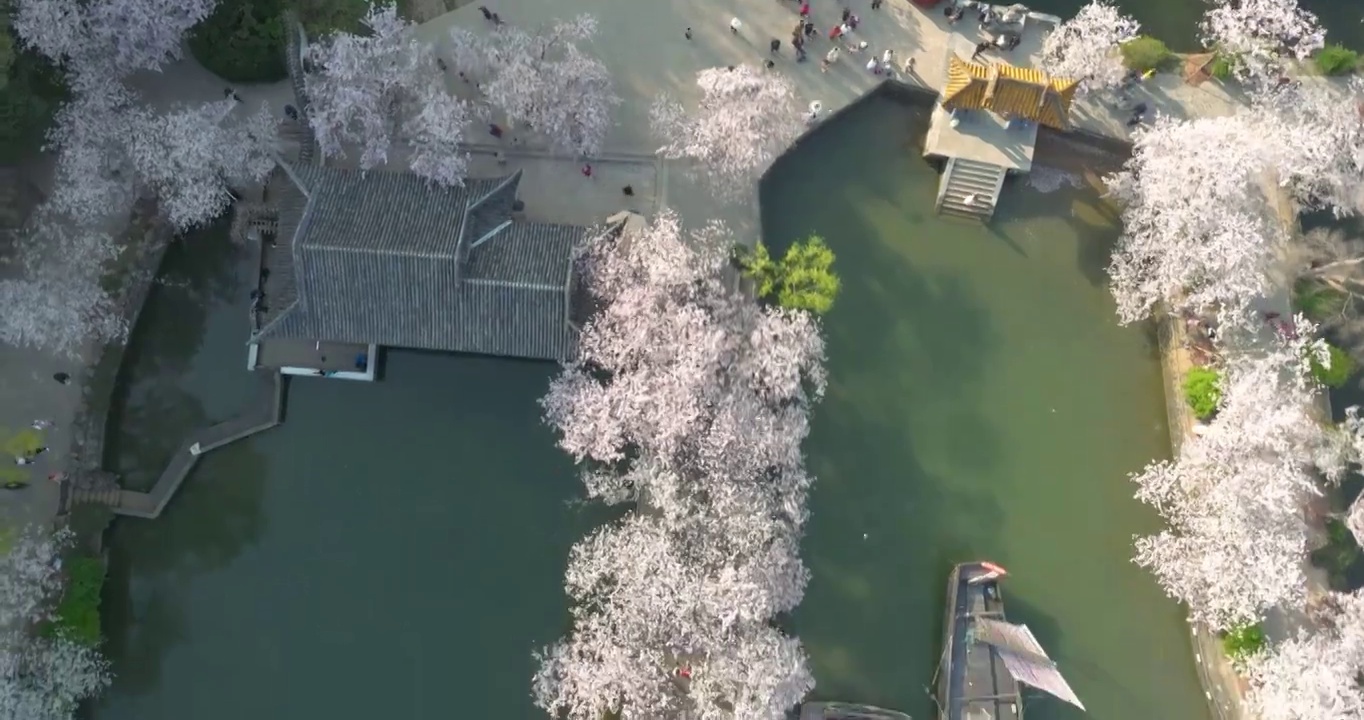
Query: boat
[
  {"left": 800, "top": 701, "right": 913, "bottom": 720},
  {"left": 935, "top": 562, "right": 1086, "bottom": 720}
]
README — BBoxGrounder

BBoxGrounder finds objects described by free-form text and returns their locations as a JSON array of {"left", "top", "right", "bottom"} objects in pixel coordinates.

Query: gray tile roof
[{"left": 251, "top": 165, "right": 584, "bottom": 361}]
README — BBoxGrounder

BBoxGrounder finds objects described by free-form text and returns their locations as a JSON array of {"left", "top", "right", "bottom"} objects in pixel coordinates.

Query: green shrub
[
  {"left": 1295, "top": 279, "right": 1347, "bottom": 322},
  {"left": 44, "top": 556, "right": 105, "bottom": 647},
  {"left": 1311, "top": 518, "right": 1363, "bottom": 590},
  {"left": 1310, "top": 342, "right": 1356, "bottom": 388},
  {"left": 1182, "top": 366, "right": 1222, "bottom": 421},
  {"left": 1220, "top": 623, "right": 1266, "bottom": 664},
  {"left": 739, "top": 236, "right": 842, "bottom": 314},
  {"left": 1208, "top": 54, "right": 1233, "bottom": 80},
  {"left": 1120, "top": 36, "right": 1173, "bottom": 73},
  {"left": 0, "top": 44, "right": 67, "bottom": 165},
  {"left": 1315, "top": 44, "right": 1360, "bottom": 76},
  {"left": 293, "top": 0, "right": 371, "bottom": 36},
  {"left": 189, "top": 0, "right": 289, "bottom": 83}
]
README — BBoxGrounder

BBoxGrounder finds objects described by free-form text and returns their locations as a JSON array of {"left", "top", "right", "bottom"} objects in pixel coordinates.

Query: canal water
[
  {"left": 761, "top": 91, "right": 1209, "bottom": 720},
  {"left": 93, "top": 101, "right": 1206, "bottom": 719}
]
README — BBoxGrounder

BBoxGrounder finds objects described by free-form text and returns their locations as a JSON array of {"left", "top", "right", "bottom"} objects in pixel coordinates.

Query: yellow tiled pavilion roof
[{"left": 940, "top": 55, "right": 1078, "bottom": 130}]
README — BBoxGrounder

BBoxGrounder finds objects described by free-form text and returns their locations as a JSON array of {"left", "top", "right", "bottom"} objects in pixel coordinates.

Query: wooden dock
[{"left": 70, "top": 371, "right": 286, "bottom": 519}]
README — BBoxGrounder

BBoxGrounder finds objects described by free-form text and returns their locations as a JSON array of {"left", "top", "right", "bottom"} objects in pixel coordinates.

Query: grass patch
[
  {"left": 1220, "top": 622, "right": 1266, "bottom": 664},
  {"left": 1295, "top": 279, "right": 1348, "bottom": 322},
  {"left": 1182, "top": 366, "right": 1222, "bottom": 421},
  {"left": 1120, "top": 36, "right": 1174, "bottom": 73},
  {"left": 1310, "top": 342, "right": 1356, "bottom": 389},
  {"left": 1315, "top": 44, "right": 1360, "bottom": 76},
  {"left": 43, "top": 555, "right": 105, "bottom": 647},
  {"left": 1208, "top": 54, "right": 1233, "bottom": 81}
]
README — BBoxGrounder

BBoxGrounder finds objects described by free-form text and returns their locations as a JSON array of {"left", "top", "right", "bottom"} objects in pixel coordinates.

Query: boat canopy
[{"left": 973, "top": 618, "right": 1086, "bottom": 711}]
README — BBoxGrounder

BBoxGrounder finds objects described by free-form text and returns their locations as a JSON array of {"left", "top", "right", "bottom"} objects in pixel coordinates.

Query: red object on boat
[{"left": 981, "top": 561, "right": 1009, "bottom": 576}]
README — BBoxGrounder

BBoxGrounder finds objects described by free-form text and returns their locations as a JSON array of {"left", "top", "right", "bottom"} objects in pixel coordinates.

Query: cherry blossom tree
[
  {"left": 1131, "top": 317, "right": 1353, "bottom": 629},
  {"left": 651, "top": 66, "right": 803, "bottom": 199},
  {"left": 44, "top": 81, "right": 140, "bottom": 224},
  {"left": 305, "top": 4, "right": 474, "bottom": 183},
  {"left": 13, "top": 0, "right": 216, "bottom": 80},
  {"left": 1246, "top": 590, "right": 1364, "bottom": 720},
  {"left": 1260, "top": 78, "right": 1364, "bottom": 216},
  {"left": 534, "top": 513, "right": 814, "bottom": 720},
  {"left": 0, "top": 526, "right": 111, "bottom": 720},
  {"left": 536, "top": 212, "right": 826, "bottom": 718},
  {"left": 0, "top": 211, "right": 125, "bottom": 356},
  {"left": 1199, "top": 0, "right": 1325, "bottom": 83},
  {"left": 125, "top": 99, "right": 278, "bottom": 229},
  {"left": 1105, "top": 113, "right": 1286, "bottom": 325},
  {"left": 447, "top": 15, "right": 618, "bottom": 156},
  {"left": 542, "top": 211, "right": 826, "bottom": 474},
  {"left": 1040, "top": 2, "right": 1140, "bottom": 93}
]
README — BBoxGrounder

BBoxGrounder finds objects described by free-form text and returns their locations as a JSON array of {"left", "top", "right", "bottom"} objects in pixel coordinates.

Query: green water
[
  {"left": 762, "top": 92, "right": 1209, "bottom": 720},
  {"left": 94, "top": 99, "right": 1205, "bottom": 719},
  {"left": 95, "top": 227, "right": 600, "bottom": 719}
]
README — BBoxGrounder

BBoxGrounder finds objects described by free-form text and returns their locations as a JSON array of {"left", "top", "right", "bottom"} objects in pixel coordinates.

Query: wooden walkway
[{"left": 68, "top": 371, "right": 286, "bottom": 519}]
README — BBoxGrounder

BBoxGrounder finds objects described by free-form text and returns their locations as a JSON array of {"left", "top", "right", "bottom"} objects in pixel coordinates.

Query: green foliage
[
  {"left": 189, "top": 0, "right": 289, "bottom": 84},
  {"left": 1182, "top": 367, "right": 1222, "bottom": 421},
  {"left": 44, "top": 556, "right": 105, "bottom": 647},
  {"left": 1220, "top": 622, "right": 1266, "bottom": 663},
  {"left": 1310, "top": 343, "right": 1356, "bottom": 388},
  {"left": 740, "top": 236, "right": 841, "bottom": 315},
  {"left": 0, "top": 44, "right": 67, "bottom": 165},
  {"left": 1311, "top": 518, "right": 1364, "bottom": 591},
  {"left": 1120, "top": 36, "right": 1173, "bottom": 73},
  {"left": 293, "top": 0, "right": 371, "bottom": 36},
  {"left": 1315, "top": 44, "right": 1360, "bottom": 76},
  {"left": 1295, "top": 279, "right": 1347, "bottom": 322},
  {"left": 1208, "top": 54, "right": 1233, "bottom": 81}
]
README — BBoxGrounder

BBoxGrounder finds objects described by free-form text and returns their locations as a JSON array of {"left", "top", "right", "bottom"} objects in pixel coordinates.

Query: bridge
[{"left": 66, "top": 371, "right": 286, "bottom": 519}]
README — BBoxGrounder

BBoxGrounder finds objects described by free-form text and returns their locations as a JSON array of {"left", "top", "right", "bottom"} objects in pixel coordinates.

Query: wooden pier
[{"left": 69, "top": 371, "right": 286, "bottom": 519}]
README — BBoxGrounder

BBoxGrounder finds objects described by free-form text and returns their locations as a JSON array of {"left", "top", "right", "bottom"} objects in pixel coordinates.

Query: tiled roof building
[{"left": 250, "top": 166, "right": 585, "bottom": 362}]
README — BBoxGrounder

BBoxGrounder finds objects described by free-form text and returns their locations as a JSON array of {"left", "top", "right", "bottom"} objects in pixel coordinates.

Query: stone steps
[{"left": 937, "top": 157, "right": 1007, "bottom": 220}]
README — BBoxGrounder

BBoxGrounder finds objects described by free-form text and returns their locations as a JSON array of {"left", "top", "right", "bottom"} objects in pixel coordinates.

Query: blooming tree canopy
[
  {"left": 1199, "top": 0, "right": 1325, "bottom": 82},
  {"left": 1040, "top": 1, "right": 1140, "bottom": 92},
  {"left": 1259, "top": 79, "right": 1364, "bottom": 216},
  {"left": 651, "top": 66, "right": 803, "bottom": 199},
  {"left": 448, "top": 15, "right": 618, "bottom": 156},
  {"left": 0, "top": 527, "right": 111, "bottom": 720},
  {"left": 0, "top": 211, "right": 125, "bottom": 356},
  {"left": 13, "top": 0, "right": 216, "bottom": 80},
  {"left": 1106, "top": 114, "right": 1286, "bottom": 324},
  {"left": 306, "top": 4, "right": 473, "bottom": 183},
  {"left": 535, "top": 212, "right": 826, "bottom": 719},
  {"left": 1246, "top": 590, "right": 1364, "bottom": 720},
  {"left": 46, "top": 83, "right": 280, "bottom": 230},
  {"left": 1131, "top": 318, "right": 1354, "bottom": 629},
  {"left": 126, "top": 99, "right": 279, "bottom": 229}
]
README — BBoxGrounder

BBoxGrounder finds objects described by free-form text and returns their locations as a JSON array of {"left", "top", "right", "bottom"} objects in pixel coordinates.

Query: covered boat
[{"left": 935, "top": 562, "right": 1085, "bottom": 719}]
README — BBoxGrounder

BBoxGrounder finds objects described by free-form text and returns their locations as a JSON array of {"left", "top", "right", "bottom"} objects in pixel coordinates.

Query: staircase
[{"left": 936, "top": 157, "right": 1007, "bottom": 220}]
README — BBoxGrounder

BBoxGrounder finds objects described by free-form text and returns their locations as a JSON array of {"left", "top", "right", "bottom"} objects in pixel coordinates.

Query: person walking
[
  {"left": 581, "top": 163, "right": 593, "bottom": 178},
  {"left": 881, "top": 49, "right": 895, "bottom": 67},
  {"left": 730, "top": 17, "right": 742, "bottom": 34},
  {"left": 793, "top": 35, "right": 806, "bottom": 61},
  {"left": 770, "top": 38, "right": 781, "bottom": 53},
  {"left": 685, "top": 27, "right": 692, "bottom": 40},
  {"left": 31, "top": 420, "right": 52, "bottom": 430},
  {"left": 800, "top": 1, "right": 810, "bottom": 16},
  {"left": 823, "top": 46, "right": 839, "bottom": 72},
  {"left": 804, "top": 21, "right": 817, "bottom": 38},
  {"left": 841, "top": 7, "right": 851, "bottom": 23},
  {"left": 52, "top": 372, "right": 70, "bottom": 385}
]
